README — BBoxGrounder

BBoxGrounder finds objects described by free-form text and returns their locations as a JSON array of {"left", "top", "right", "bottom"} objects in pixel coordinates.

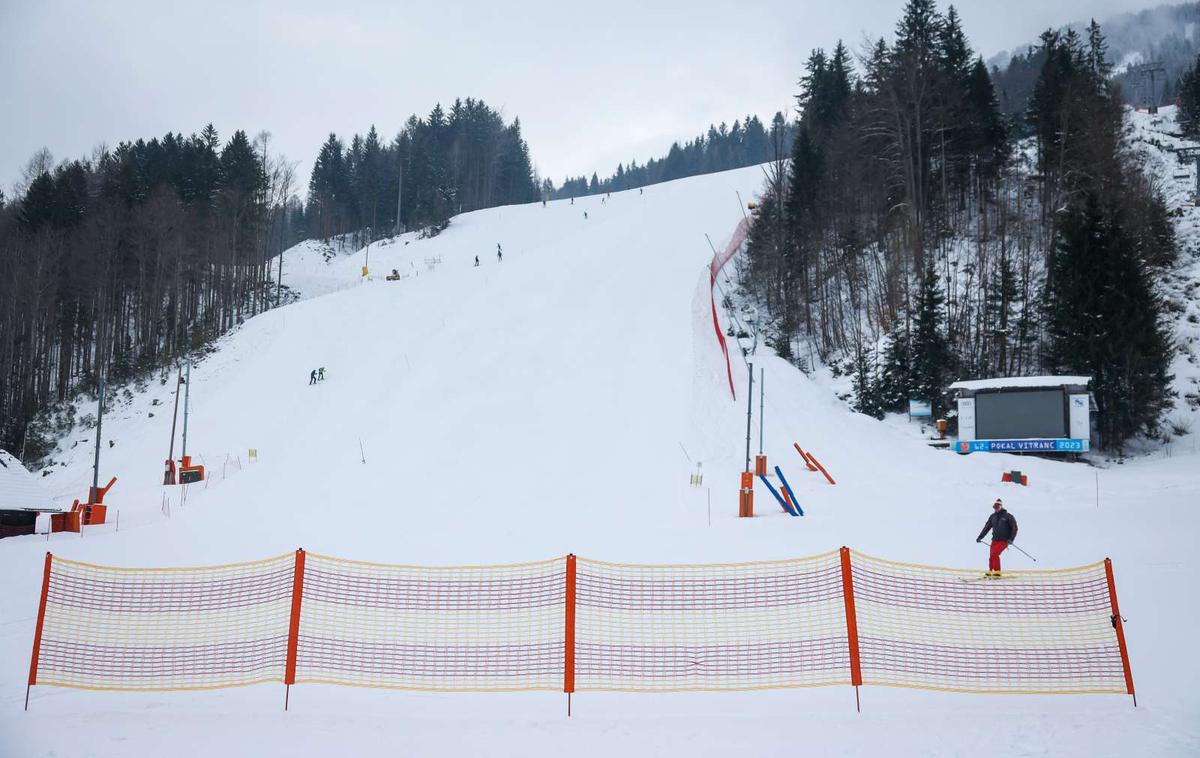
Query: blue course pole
[
  {"left": 775, "top": 466, "right": 804, "bottom": 516},
  {"left": 758, "top": 474, "right": 798, "bottom": 517}
]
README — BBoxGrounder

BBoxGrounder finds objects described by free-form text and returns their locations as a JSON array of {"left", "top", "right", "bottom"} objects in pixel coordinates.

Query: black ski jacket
[{"left": 977, "top": 509, "right": 1018, "bottom": 543}]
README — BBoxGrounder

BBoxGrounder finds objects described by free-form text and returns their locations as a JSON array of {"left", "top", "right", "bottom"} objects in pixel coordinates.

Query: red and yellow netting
[
  {"left": 574, "top": 552, "right": 850, "bottom": 691},
  {"left": 25, "top": 548, "right": 1134, "bottom": 702},
  {"left": 848, "top": 551, "right": 1129, "bottom": 694},
  {"left": 30, "top": 553, "right": 294, "bottom": 692},
  {"left": 293, "top": 553, "right": 565, "bottom": 691}
]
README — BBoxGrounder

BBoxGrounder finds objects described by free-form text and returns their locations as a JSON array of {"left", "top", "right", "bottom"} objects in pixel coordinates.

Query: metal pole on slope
[
  {"left": 92, "top": 375, "right": 105, "bottom": 497},
  {"left": 759, "top": 367, "right": 764, "bottom": 455},
  {"left": 181, "top": 360, "right": 191, "bottom": 459},
  {"left": 166, "top": 367, "right": 182, "bottom": 479},
  {"left": 744, "top": 362, "right": 754, "bottom": 473}
]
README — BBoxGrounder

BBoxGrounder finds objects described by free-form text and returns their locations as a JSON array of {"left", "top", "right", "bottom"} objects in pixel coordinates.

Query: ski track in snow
[{"left": 1, "top": 160, "right": 1198, "bottom": 757}]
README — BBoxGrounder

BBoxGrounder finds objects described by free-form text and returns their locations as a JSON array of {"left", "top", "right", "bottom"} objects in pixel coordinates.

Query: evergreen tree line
[
  {"left": 548, "top": 114, "right": 795, "bottom": 199},
  {"left": 306, "top": 98, "right": 537, "bottom": 243},
  {"left": 742, "top": 0, "right": 1175, "bottom": 450},
  {"left": 0, "top": 126, "right": 300, "bottom": 459}
]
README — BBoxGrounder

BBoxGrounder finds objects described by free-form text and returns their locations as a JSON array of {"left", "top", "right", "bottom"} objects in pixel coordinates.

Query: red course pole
[
  {"left": 284, "top": 549, "right": 306, "bottom": 710},
  {"left": 26, "top": 553, "right": 53, "bottom": 711},
  {"left": 565, "top": 554, "right": 577, "bottom": 716},
  {"left": 1104, "top": 558, "right": 1136, "bottom": 706},
  {"left": 839, "top": 547, "right": 862, "bottom": 712}
]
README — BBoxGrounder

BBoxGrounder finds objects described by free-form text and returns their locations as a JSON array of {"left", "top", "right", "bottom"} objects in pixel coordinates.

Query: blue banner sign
[{"left": 956, "top": 439, "right": 1089, "bottom": 454}]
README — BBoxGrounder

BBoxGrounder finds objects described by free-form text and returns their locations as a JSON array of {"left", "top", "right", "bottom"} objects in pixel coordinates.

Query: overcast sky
[{"left": 0, "top": 0, "right": 1169, "bottom": 196}]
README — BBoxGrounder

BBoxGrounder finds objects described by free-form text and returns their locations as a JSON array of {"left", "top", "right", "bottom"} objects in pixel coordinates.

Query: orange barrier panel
[{"left": 793, "top": 443, "right": 818, "bottom": 472}]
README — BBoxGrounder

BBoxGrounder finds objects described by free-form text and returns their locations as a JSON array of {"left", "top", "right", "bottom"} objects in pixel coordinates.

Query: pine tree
[
  {"left": 851, "top": 346, "right": 883, "bottom": 418},
  {"left": 909, "top": 263, "right": 951, "bottom": 415},
  {"left": 1044, "top": 191, "right": 1173, "bottom": 450},
  {"left": 877, "top": 323, "right": 912, "bottom": 413}
]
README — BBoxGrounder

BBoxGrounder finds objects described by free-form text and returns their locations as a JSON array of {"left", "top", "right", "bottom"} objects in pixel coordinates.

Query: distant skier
[
  {"left": 976, "top": 498, "right": 1018, "bottom": 576},
  {"left": 318, "top": 367, "right": 325, "bottom": 381},
  {"left": 639, "top": 187, "right": 643, "bottom": 195},
  {"left": 497, "top": 243, "right": 503, "bottom": 262},
  {"left": 601, "top": 197, "right": 606, "bottom": 205},
  {"left": 309, "top": 369, "right": 317, "bottom": 385},
  {"left": 584, "top": 211, "right": 588, "bottom": 220},
  {"left": 570, "top": 197, "right": 574, "bottom": 205},
  {"left": 474, "top": 255, "right": 480, "bottom": 267}
]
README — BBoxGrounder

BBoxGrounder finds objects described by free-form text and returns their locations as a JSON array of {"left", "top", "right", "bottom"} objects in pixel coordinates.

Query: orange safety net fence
[
  {"left": 292, "top": 553, "right": 565, "bottom": 691},
  {"left": 25, "top": 548, "right": 1134, "bottom": 703},
  {"left": 848, "top": 551, "right": 1130, "bottom": 694},
  {"left": 573, "top": 552, "right": 849, "bottom": 691},
  {"left": 29, "top": 553, "right": 294, "bottom": 692}
]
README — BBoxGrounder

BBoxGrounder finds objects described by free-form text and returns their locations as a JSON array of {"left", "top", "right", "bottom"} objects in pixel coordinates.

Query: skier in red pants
[{"left": 976, "top": 498, "right": 1018, "bottom": 577}]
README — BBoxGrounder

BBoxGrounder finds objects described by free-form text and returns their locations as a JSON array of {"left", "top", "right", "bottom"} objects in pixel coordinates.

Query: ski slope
[{"left": 1, "top": 165, "right": 1198, "bottom": 757}]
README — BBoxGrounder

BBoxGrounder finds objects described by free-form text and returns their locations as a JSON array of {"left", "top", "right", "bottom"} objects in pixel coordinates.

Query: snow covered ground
[{"left": 1, "top": 164, "right": 1198, "bottom": 756}]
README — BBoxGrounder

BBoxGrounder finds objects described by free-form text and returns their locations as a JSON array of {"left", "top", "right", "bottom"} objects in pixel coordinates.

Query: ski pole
[{"left": 1007, "top": 543, "right": 1037, "bottom": 562}]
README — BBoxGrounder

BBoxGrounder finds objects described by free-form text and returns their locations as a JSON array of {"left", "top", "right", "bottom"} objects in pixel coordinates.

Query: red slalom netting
[
  {"left": 708, "top": 216, "right": 750, "bottom": 400},
  {"left": 25, "top": 548, "right": 1135, "bottom": 705}
]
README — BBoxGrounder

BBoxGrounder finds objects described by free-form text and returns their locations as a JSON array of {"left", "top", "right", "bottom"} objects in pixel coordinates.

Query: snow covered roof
[
  {"left": 948, "top": 376, "right": 1090, "bottom": 392},
  {"left": 0, "top": 449, "right": 55, "bottom": 510}
]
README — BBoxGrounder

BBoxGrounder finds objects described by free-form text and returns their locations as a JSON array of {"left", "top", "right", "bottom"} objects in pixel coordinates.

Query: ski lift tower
[{"left": 1134, "top": 61, "right": 1167, "bottom": 114}]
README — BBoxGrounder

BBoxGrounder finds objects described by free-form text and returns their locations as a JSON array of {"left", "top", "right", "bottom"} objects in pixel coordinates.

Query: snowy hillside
[{"left": 1, "top": 165, "right": 1198, "bottom": 757}]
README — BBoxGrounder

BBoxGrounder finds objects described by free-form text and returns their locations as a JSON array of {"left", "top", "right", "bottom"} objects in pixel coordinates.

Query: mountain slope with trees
[{"left": 740, "top": 0, "right": 1177, "bottom": 450}]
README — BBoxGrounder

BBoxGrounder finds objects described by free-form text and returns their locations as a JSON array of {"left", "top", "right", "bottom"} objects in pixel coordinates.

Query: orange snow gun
[
  {"left": 55, "top": 477, "right": 118, "bottom": 532},
  {"left": 178, "top": 455, "right": 205, "bottom": 484}
]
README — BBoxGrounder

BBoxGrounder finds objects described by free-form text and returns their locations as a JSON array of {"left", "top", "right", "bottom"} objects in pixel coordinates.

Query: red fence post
[
  {"left": 25, "top": 552, "right": 52, "bottom": 711},
  {"left": 806, "top": 452, "right": 836, "bottom": 485},
  {"left": 839, "top": 547, "right": 862, "bottom": 711},
  {"left": 793, "top": 443, "right": 818, "bottom": 472},
  {"left": 1104, "top": 558, "right": 1136, "bottom": 706},
  {"left": 565, "top": 554, "right": 577, "bottom": 715},
  {"left": 284, "top": 548, "right": 306, "bottom": 710}
]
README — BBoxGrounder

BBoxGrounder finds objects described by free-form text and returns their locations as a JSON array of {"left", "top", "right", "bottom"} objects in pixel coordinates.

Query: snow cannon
[
  {"left": 178, "top": 455, "right": 205, "bottom": 484},
  {"left": 54, "top": 476, "right": 117, "bottom": 533},
  {"left": 1001, "top": 470, "right": 1029, "bottom": 486},
  {"left": 739, "top": 471, "right": 754, "bottom": 518}
]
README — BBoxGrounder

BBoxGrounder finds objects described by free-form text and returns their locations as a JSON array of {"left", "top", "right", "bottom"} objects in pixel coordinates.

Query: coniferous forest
[
  {"left": 306, "top": 99, "right": 537, "bottom": 244},
  {"left": 0, "top": 98, "right": 537, "bottom": 459},
  {"left": 549, "top": 114, "right": 795, "bottom": 199},
  {"left": 740, "top": 0, "right": 1175, "bottom": 450},
  {"left": 0, "top": 128, "right": 292, "bottom": 459}
]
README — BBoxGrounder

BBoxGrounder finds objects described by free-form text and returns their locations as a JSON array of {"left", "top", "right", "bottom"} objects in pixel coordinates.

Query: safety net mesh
[
  {"left": 33, "top": 553, "right": 294, "bottom": 691},
  {"left": 293, "top": 553, "right": 565, "bottom": 691},
  {"left": 27, "top": 549, "right": 1132, "bottom": 700},
  {"left": 573, "top": 552, "right": 850, "bottom": 691},
  {"left": 848, "top": 551, "right": 1128, "bottom": 694}
]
